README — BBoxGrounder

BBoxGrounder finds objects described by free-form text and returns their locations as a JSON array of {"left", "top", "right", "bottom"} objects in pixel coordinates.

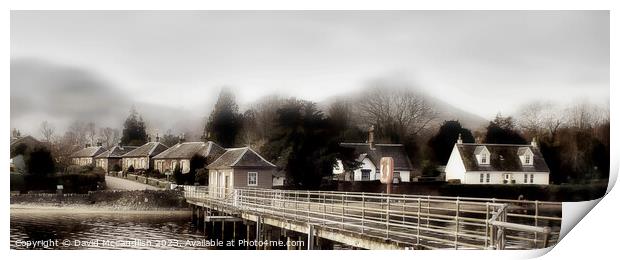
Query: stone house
[
  {"left": 152, "top": 141, "right": 226, "bottom": 174},
  {"left": 121, "top": 141, "right": 168, "bottom": 171},
  {"left": 94, "top": 144, "right": 137, "bottom": 172}
]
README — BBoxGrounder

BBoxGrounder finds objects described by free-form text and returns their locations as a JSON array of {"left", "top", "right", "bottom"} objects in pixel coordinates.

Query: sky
[{"left": 10, "top": 11, "right": 609, "bottom": 136}]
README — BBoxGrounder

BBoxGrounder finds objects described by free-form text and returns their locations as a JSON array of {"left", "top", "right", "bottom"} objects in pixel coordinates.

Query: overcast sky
[{"left": 11, "top": 11, "right": 609, "bottom": 130}]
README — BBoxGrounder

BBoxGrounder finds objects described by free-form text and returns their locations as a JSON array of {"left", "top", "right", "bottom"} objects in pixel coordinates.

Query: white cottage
[
  {"left": 333, "top": 126, "right": 414, "bottom": 182},
  {"left": 445, "top": 136, "right": 550, "bottom": 185}
]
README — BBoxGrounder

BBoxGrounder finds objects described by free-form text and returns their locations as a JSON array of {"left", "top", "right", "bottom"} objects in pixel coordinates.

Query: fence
[{"left": 182, "top": 186, "right": 561, "bottom": 250}]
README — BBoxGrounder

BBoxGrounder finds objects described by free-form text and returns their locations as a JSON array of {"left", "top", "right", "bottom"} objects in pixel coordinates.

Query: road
[{"left": 105, "top": 175, "right": 163, "bottom": 190}]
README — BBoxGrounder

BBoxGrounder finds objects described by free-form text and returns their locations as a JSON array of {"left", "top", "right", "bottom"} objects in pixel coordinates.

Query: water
[{"left": 10, "top": 208, "right": 214, "bottom": 250}]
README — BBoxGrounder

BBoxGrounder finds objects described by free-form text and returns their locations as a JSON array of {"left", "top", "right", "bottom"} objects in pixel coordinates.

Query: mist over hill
[
  {"left": 11, "top": 59, "right": 487, "bottom": 141},
  {"left": 10, "top": 59, "right": 205, "bottom": 139}
]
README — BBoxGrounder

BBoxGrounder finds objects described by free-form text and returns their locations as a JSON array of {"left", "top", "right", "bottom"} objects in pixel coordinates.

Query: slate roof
[
  {"left": 121, "top": 142, "right": 168, "bottom": 158},
  {"left": 455, "top": 143, "right": 549, "bottom": 172},
  {"left": 207, "top": 147, "right": 276, "bottom": 170},
  {"left": 70, "top": 146, "right": 107, "bottom": 158},
  {"left": 339, "top": 143, "right": 413, "bottom": 171},
  {"left": 153, "top": 141, "right": 226, "bottom": 160},
  {"left": 95, "top": 145, "right": 138, "bottom": 159}
]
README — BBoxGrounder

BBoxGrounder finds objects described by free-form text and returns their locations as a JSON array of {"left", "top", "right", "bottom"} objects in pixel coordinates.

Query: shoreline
[{"left": 11, "top": 204, "right": 191, "bottom": 214}]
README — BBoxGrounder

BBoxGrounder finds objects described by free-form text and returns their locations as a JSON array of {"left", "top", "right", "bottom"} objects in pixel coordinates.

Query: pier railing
[{"left": 182, "top": 186, "right": 560, "bottom": 250}]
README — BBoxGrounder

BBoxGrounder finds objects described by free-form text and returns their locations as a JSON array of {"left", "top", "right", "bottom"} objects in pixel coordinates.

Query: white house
[
  {"left": 445, "top": 136, "right": 550, "bottom": 185},
  {"left": 333, "top": 126, "right": 414, "bottom": 182}
]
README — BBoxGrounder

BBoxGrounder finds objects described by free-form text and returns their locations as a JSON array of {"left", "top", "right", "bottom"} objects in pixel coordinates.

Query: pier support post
[
  {"left": 287, "top": 236, "right": 294, "bottom": 250},
  {"left": 307, "top": 225, "right": 314, "bottom": 250},
  {"left": 246, "top": 223, "right": 252, "bottom": 250},
  {"left": 256, "top": 216, "right": 263, "bottom": 250},
  {"left": 233, "top": 221, "right": 236, "bottom": 240}
]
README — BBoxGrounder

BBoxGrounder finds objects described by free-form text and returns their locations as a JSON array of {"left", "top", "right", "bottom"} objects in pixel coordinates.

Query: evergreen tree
[
  {"left": 205, "top": 88, "right": 242, "bottom": 147},
  {"left": 121, "top": 106, "right": 148, "bottom": 146},
  {"left": 428, "top": 120, "right": 475, "bottom": 164},
  {"left": 484, "top": 114, "right": 527, "bottom": 144},
  {"left": 262, "top": 99, "right": 358, "bottom": 188}
]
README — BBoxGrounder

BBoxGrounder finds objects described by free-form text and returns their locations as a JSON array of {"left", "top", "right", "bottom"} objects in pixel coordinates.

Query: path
[{"left": 105, "top": 175, "right": 162, "bottom": 191}]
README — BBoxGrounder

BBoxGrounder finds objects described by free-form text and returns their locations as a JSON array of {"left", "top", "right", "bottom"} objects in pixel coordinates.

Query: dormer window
[
  {"left": 474, "top": 146, "right": 491, "bottom": 165},
  {"left": 519, "top": 147, "right": 534, "bottom": 166}
]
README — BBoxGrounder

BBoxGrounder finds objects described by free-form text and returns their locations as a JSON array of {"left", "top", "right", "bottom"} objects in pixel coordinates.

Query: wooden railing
[{"left": 182, "top": 186, "right": 561, "bottom": 250}]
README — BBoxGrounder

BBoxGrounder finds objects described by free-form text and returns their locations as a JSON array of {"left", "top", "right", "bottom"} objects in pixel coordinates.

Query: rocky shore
[{"left": 10, "top": 190, "right": 189, "bottom": 211}]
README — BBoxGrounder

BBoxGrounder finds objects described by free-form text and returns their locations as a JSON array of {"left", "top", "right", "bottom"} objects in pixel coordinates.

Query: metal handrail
[{"left": 183, "top": 186, "right": 559, "bottom": 250}]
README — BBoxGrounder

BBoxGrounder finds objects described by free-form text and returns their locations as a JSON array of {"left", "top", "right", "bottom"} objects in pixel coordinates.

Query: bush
[
  {"left": 196, "top": 168, "right": 209, "bottom": 185},
  {"left": 10, "top": 173, "right": 25, "bottom": 191},
  {"left": 111, "top": 164, "right": 121, "bottom": 172}
]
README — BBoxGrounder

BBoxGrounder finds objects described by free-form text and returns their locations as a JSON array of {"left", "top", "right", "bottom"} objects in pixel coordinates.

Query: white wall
[
  {"left": 332, "top": 160, "right": 345, "bottom": 175},
  {"left": 445, "top": 145, "right": 466, "bottom": 182},
  {"left": 464, "top": 172, "right": 549, "bottom": 185},
  {"left": 353, "top": 158, "right": 377, "bottom": 181}
]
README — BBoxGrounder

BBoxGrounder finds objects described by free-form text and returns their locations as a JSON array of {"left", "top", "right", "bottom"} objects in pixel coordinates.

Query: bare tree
[
  {"left": 517, "top": 101, "right": 565, "bottom": 140},
  {"left": 99, "top": 127, "right": 120, "bottom": 148},
  {"left": 39, "top": 121, "right": 55, "bottom": 142},
  {"left": 86, "top": 122, "right": 97, "bottom": 146},
  {"left": 357, "top": 85, "right": 437, "bottom": 138},
  {"left": 566, "top": 100, "right": 606, "bottom": 130}
]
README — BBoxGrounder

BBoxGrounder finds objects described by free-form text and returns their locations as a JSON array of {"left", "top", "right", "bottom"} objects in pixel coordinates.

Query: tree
[
  {"left": 160, "top": 129, "right": 180, "bottom": 147},
  {"left": 327, "top": 100, "right": 366, "bottom": 142},
  {"left": 24, "top": 146, "right": 56, "bottom": 189},
  {"left": 517, "top": 101, "right": 565, "bottom": 141},
  {"left": 86, "top": 122, "right": 97, "bottom": 146},
  {"left": 357, "top": 84, "right": 437, "bottom": 141},
  {"left": 39, "top": 121, "right": 55, "bottom": 143},
  {"left": 484, "top": 114, "right": 526, "bottom": 144},
  {"left": 262, "top": 99, "right": 358, "bottom": 188},
  {"left": 428, "top": 120, "right": 475, "bottom": 164},
  {"left": 121, "top": 106, "right": 148, "bottom": 146},
  {"left": 205, "top": 88, "right": 242, "bottom": 147},
  {"left": 99, "top": 127, "right": 120, "bottom": 148}
]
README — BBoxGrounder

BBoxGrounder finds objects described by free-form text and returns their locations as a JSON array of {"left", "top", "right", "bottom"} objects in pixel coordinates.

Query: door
[{"left": 224, "top": 175, "right": 230, "bottom": 196}]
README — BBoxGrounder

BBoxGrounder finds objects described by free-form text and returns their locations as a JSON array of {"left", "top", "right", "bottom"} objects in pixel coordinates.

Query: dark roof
[
  {"left": 95, "top": 145, "right": 138, "bottom": 158},
  {"left": 455, "top": 143, "right": 549, "bottom": 172},
  {"left": 340, "top": 143, "right": 413, "bottom": 171},
  {"left": 153, "top": 141, "right": 225, "bottom": 160},
  {"left": 121, "top": 142, "right": 168, "bottom": 158},
  {"left": 70, "top": 146, "right": 107, "bottom": 158},
  {"left": 207, "top": 147, "right": 276, "bottom": 170}
]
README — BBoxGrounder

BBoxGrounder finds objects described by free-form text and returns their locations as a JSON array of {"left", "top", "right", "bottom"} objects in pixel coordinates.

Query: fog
[{"left": 10, "top": 11, "right": 609, "bottom": 138}]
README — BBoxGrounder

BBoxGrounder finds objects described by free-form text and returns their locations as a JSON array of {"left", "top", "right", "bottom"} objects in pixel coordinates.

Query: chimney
[
  {"left": 118, "top": 141, "right": 122, "bottom": 148},
  {"left": 531, "top": 137, "right": 538, "bottom": 148},
  {"left": 96, "top": 140, "right": 102, "bottom": 147},
  {"left": 180, "top": 133, "right": 186, "bottom": 143},
  {"left": 148, "top": 136, "right": 152, "bottom": 142},
  {"left": 368, "top": 125, "right": 375, "bottom": 150},
  {"left": 85, "top": 143, "right": 90, "bottom": 148},
  {"left": 457, "top": 133, "right": 463, "bottom": 144},
  {"left": 155, "top": 133, "right": 160, "bottom": 142}
]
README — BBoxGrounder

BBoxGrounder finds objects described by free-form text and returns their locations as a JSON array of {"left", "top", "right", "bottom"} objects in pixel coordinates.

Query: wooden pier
[{"left": 182, "top": 186, "right": 561, "bottom": 250}]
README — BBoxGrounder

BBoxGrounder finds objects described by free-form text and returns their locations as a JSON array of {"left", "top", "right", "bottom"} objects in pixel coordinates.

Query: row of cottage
[{"left": 67, "top": 127, "right": 551, "bottom": 189}]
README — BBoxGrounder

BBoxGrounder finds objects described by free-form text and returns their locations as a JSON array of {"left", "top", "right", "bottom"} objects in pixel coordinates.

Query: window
[
  {"left": 504, "top": 174, "right": 511, "bottom": 180},
  {"left": 524, "top": 174, "right": 528, "bottom": 183},
  {"left": 480, "top": 173, "right": 484, "bottom": 183},
  {"left": 530, "top": 174, "right": 534, "bottom": 183},
  {"left": 248, "top": 172, "right": 258, "bottom": 186},
  {"left": 481, "top": 154, "right": 487, "bottom": 164},
  {"left": 525, "top": 155, "right": 531, "bottom": 164},
  {"left": 361, "top": 170, "right": 371, "bottom": 180},
  {"left": 486, "top": 173, "right": 490, "bottom": 183}
]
